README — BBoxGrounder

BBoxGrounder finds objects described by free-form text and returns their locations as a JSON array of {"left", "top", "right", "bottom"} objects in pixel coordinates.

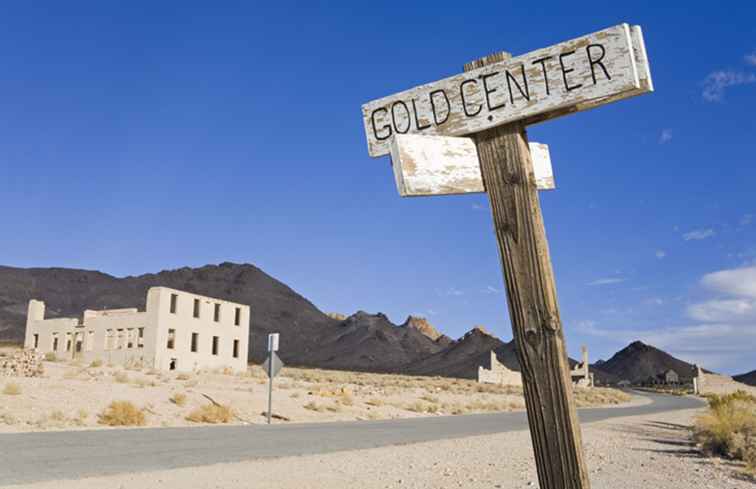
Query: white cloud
[
  {"left": 579, "top": 265, "right": 756, "bottom": 372},
  {"left": 746, "top": 52, "right": 756, "bottom": 66},
  {"left": 702, "top": 70, "right": 756, "bottom": 102},
  {"left": 655, "top": 250, "right": 667, "bottom": 259},
  {"left": 437, "top": 287, "right": 464, "bottom": 297},
  {"left": 683, "top": 228, "right": 715, "bottom": 241},
  {"left": 587, "top": 277, "right": 625, "bottom": 286},
  {"left": 483, "top": 285, "right": 502, "bottom": 295},
  {"left": 577, "top": 320, "right": 756, "bottom": 371},
  {"left": 658, "top": 129, "right": 673, "bottom": 144},
  {"left": 687, "top": 298, "right": 756, "bottom": 322},
  {"left": 741, "top": 214, "right": 753, "bottom": 226},
  {"left": 700, "top": 265, "right": 756, "bottom": 298}
]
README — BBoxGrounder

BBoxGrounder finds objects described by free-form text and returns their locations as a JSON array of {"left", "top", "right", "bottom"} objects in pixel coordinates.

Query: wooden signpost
[{"left": 361, "top": 23, "right": 653, "bottom": 489}]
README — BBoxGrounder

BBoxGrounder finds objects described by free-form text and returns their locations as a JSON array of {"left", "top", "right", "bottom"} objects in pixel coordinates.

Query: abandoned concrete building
[
  {"left": 24, "top": 287, "right": 250, "bottom": 373},
  {"left": 479, "top": 345, "right": 593, "bottom": 387}
]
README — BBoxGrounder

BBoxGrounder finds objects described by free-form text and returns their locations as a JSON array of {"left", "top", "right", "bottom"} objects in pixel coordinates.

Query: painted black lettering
[
  {"left": 559, "top": 50, "right": 583, "bottom": 92},
  {"left": 505, "top": 65, "right": 530, "bottom": 104},
  {"left": 391, "top": 101, "right": 411, "bottom": 134},
  {"left": 586, "top": 43, "right": 611, "bottom": 84},
  {"left": 429, "top": 89, "right": 450, "bottom": 125},
  {"left": 411, "top": 99, "right": 431, "bottom": 131},
  {"left": 460, "top": 79, "right": 482, "bottom": 117},
  {"left": 481, "top": 72, "right": 506, "bottom": 111},
  {"left": 531, "top": 55, "right": 553, "bottom": 95},
  {"left": 371, "top": 108, "right": 392, "bottom": 141}
]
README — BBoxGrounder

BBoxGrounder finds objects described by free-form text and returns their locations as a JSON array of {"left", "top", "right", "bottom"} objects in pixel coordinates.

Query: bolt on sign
[{"left": 360, "top": 23, "right": 652, "bottom": 489}]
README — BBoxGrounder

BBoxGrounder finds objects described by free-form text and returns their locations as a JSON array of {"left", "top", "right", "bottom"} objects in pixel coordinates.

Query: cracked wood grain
[{"left": 466, "top": 52, "right": 591, "bottom": 489}]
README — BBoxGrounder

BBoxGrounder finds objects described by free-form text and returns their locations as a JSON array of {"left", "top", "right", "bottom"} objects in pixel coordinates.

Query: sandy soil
[
  {"left": 0, "top": 357, "right": 631, "bottom": 432},
  {"left": 4, "top": 407, "right": 753, "bottom": 489}
]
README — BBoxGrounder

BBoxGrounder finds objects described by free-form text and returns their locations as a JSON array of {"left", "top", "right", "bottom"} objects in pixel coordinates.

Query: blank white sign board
[{"left": 390, "top": 134, "right": 554, "bottom": 197}]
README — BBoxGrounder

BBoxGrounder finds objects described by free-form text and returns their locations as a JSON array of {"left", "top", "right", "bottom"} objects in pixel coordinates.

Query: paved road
[{"left": 0, "top": 391, "right": 703, "bottom": 486}]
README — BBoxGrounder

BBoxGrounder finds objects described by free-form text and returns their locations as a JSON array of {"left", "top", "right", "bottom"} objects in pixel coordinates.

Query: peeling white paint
[
  {"left": 363, "top": 24, "right": 653, "bottom": 157},
  {"left": 391, "top": 134, "right": 555, "bottom": 197}
]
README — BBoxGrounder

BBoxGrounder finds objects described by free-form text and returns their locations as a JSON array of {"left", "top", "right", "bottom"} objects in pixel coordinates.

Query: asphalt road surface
[{"left": 0, "top": 391, "right": 703, "bottom": 486}]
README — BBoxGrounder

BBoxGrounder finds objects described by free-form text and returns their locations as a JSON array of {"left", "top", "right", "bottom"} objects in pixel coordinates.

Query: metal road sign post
[
  {"left": 263, "top": 333, "right": 284, "bottom": 425},
  {"left": 361, "top": 24, "right": 652, "bottom": 489}
]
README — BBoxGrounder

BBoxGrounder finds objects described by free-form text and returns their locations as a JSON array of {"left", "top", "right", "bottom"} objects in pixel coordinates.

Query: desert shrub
[
  {"left": 43, "top": 352, "right": 57, "bottom": 362},
  {"left": 303, "top": 401, "right": 327, "bottom": 412},
  {"left": 75, "top": 409, "right": 88, "bottom": 425},
  {"left": 186, "top": 403, "right": 234, "bottom": 424},
  {"left": 131, "top": 377, "right": 156, "bottom": 388},
  {"left": 3, "top": 382, "right": 21, "bottom": 395},
  {"left": 89, "top": 359, "right": 103, "bottom": 368},
  {"left": 98, "top": 401, "right": 147, "bottom": 426},
  {"left": 573, "top": 387, "right": 632, "bottom": 407},
  {"left": 170, "top": 392, "right": 187, "bottom": 406},
  {"left": 113, "top": 371, "right": 129, "bottom": 383},
  {"left": 0, "top": 412, "right": 18, "bottom": 425},
  {"left": 694, "top": 390, "right": 756, "bottom": 472},
  {"left": 404, "top": 401, "right": 438, "bottom": 414}
]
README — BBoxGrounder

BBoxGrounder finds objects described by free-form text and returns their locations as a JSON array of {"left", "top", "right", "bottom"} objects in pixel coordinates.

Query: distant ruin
[
  {"left": 24, "top": 287, "right": 250, "bottom": 373},
  {"left": 478, "top": 350, "right": 522, "bottom": 386},
  {"left": 570, "top": 346, "right": 594, "bottom": 388},
  {"left": 479, "top": 345, "right": 594, "bottom": 388}
]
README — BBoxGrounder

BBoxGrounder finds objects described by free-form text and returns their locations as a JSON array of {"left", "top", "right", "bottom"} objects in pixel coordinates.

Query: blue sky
[{"left": 1, "top": 2, "right": 754, "bottom": 374}]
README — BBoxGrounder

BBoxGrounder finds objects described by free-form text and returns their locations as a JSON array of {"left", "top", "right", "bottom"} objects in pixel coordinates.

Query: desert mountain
[
  {"left": 591, "top": 341, "right": 697, "bottom": 384},
  {"left": 400, "top": 316, "right": 453, "bottom": 346},
  {"left": 304, "top": 311, "right": 449, "bottom": 372},
  {"left": 405, "top": 326, "right": 519, "bottom": 379},
  {"left": 734, "top": 369, "right": 756, "bottom": 387},
  {"left": 0, "top": 264, "right": 458, "bottom": 373}
]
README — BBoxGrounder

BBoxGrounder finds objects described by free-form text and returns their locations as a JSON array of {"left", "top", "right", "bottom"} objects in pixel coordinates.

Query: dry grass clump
[
  {"left": 405, "top": 401, "right": 440, "bottom": 414},
  {"left": 176, "top": 373, "right": 192, "bottom": 381},
  {"left": 89, "top": 359, "right": 103, "bottom": 368},
  {"left": 186, "top": 403, "right": 234, "bottom": 424},
  {"left": 43, "top": 352, "right": 57, "bottom": 362},
  {"left": 170, "top": 392, "right": 188, "bottom": 406},
  {"left": 3, "top": 382, "right": 22, "bottom": 395},
  {"left": 303, "top": 401, "right": 341, "bottom": 413},
  {"left": 98, "top": 401, "right": 147, "bottom": 426},
  {"left": 113, "top": 371, "right": 129, "bottom": 383},
  {"left": 573, "top": 387, "right": 631, "bottom": 407},
  {"left": 0, "top": 412, "right": 19, "bottom": 425},
  {"left": 304, "top": 401, "right": 326, "bottom": 412},
  {"left": 131, "top": 377, "right": 157, "bottom": 388},
  {"left": 694, "top": 390, "right": 756, "bottom": 476}
]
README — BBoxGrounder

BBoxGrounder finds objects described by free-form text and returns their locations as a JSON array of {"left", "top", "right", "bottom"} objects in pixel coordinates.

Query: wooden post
[{"left": 465, "top": 53, "right": 591, "bottom": 489}]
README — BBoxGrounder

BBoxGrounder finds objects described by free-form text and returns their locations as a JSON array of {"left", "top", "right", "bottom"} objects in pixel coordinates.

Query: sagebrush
[{"left": 694, "top": 390, "right": 756, "bottom": 476}]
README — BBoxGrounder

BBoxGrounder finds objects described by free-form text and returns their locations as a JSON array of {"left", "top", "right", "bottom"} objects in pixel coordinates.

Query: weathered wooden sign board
[
  {"left": 360, "top": 22, "right": 652, "bottom": 489},
  {"left": 391, "top": 134, "right": 554, "bottom": 197},
  {"left": 362, "top": 24, "right": 651, "bottom": 156}
]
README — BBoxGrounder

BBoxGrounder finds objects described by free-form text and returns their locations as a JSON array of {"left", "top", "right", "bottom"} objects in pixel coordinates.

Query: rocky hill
[
  {"left": 400, "top": 316, "right": 453, "bottom": 346},
  {"left": 591, "top": 341, "right": 697, "bottom": 384},
  {"left": 734, "top": 369, "right": 756, "bottom": 387},
  {"left": 404, "top": 326, "right": 519, "bottom": 379},
  {"left": 0, "top": 264, "right": 457, "bottom": 373}
]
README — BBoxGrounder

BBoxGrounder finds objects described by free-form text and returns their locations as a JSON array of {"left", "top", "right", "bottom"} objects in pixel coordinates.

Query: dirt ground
[
  {"left": 3, "top": 406, "right": 753, "bottom": 489},
  {"left": 0, "top": 354, "right": 631, "bottom": 432}
]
